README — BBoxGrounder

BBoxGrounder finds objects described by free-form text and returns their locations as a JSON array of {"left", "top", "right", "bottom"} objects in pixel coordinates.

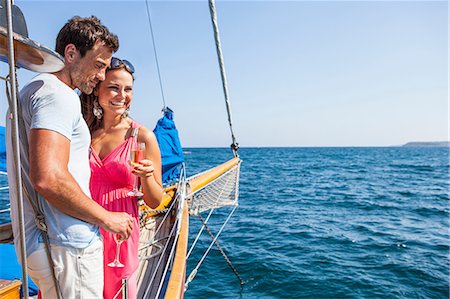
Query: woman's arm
[{"left": 134, "top": 127, "right": 163, "bottom": 208}]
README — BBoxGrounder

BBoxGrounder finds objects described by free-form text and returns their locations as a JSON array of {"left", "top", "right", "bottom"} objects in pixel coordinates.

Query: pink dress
[{"left": 89, "top": 122, "right": 141, "bottom": 299}]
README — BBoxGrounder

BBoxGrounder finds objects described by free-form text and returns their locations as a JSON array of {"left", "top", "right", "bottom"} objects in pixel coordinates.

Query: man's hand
[{"left": 100, "top": 211, "right": 134, "bottom": 240}]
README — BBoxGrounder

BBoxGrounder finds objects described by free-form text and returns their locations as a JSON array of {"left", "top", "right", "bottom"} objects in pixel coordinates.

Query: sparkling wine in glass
[
  {"left": 108, "top": 234, "right": 125, "bottom": 268},
  {"left": 128, "top": 142, "right": 145, "bottom": 197}
]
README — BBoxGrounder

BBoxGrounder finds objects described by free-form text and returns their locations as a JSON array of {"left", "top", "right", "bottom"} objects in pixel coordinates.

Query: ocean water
[
  {"left": 183, "top": 147, "right": 449, "bottom": 299},
  {"left": 1, "top": 147, "right": 448, "bottom": 298}
]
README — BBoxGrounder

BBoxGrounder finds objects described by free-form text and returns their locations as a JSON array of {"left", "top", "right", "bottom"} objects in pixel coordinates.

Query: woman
[{"left": 80, "top": 57, "right": 163, "bottom": 299}]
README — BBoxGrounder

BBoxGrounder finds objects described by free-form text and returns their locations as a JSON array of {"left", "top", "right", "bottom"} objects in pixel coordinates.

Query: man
[{"left": 6, "top": 16, "right": 134, "bottom": 298}]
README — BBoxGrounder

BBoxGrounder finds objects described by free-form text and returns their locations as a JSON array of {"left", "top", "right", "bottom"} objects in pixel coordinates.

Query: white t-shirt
[{"left": 6, "top": 73, "right": 99, "bottom": 260}]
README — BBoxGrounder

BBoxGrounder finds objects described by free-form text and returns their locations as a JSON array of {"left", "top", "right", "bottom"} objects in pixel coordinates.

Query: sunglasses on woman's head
[{"left": 109, "top": 57, "right": 135, "bottom": 74}]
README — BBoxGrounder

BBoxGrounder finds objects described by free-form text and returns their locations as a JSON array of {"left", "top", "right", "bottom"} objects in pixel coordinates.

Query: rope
[
  {"left": 142, "top": 195, "right": 181, "bottom": 298},
  {"left": 208, "top": 0, "right": 239, "bottom": 156},
  {"left": 111, "top": 278, "right": 129, "bottom": 299},
  {"left": 145, "top": 0, "right": 166, "bottom": 108},
  {"left": 186, "top": 208, "right": 214, "bottom": 259},
  {"left": 184, "top": 204, "right": 238, "bottom": 290},
  {"left": 197, "top": 213, "right": 245, "bottom": 286},
  {"left": 140, "top": 167, "right": 187, "bottom": 298},
  {"left": 186, "top": 164, "right": 238, "bottom": 258},
  {"left": 141, "top": 214, "right": 177, "bottom": 297}
]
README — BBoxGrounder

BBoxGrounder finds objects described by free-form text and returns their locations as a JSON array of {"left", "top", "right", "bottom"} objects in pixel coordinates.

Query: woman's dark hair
[
  {"left": 55, "top": 16, "right": 119, "bottom": 57},
  {"left": 80, "top": 92, "right": 99, "bottom": 132}
]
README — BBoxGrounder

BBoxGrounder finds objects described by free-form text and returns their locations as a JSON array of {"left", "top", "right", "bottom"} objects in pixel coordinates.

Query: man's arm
[{"left": 29, "top": 129, "right": 133, "bottom": 239}]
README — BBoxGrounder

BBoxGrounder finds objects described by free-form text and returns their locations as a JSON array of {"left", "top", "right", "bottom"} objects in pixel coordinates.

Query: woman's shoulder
[{"left": 137, "top": 125, "right": 157, "bottom": 144}]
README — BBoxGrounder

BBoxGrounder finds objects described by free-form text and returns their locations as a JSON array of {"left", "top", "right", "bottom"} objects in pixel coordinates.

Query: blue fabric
[
  {"left": 0, "top": 244, "right": 39, "bottom": 296},
  {"left": 153, "top": 108, "right": 184, "bottom": 184},
  {"left": 0, "top": 126, "right": 6, "bottom": 173}
]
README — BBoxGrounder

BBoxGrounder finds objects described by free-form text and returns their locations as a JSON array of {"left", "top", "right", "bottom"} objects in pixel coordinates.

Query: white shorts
[{"left": 27, "top": 239, "right": 103, "bottom": 299}]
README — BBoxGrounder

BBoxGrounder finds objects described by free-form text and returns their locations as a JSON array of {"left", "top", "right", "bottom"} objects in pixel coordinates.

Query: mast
[
  {"left": 208, "top": 0, "right": 239, "bottom": 156},
  {"left": 4, "top": 0, "right": 29, "bottom": 297}
]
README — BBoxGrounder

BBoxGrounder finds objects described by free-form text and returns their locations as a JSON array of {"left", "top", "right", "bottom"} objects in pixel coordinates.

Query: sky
[{"left": 0, "top": 0, "right": 448, "bottom": 147}]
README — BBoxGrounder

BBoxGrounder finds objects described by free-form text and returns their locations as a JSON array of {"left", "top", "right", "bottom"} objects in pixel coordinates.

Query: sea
[
  {"left": 1, "top": 147, "right": 449, "bottom": 298},
  {"left": 183, "top": 147, "right": 449, "bottom": 299}
]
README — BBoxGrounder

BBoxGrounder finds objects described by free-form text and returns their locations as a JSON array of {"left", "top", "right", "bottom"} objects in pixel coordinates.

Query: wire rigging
[{"left": 145, "top": 0, "right": 166, "bottom": 108}]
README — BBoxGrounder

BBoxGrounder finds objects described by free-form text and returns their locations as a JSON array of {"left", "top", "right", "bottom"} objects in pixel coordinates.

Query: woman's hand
[{"left": 130, "top": 159, "right": 155, "bottom": 178}]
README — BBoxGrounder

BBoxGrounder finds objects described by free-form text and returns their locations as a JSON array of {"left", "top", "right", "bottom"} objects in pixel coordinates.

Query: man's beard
[
  {"left": 77, "top": 82, "right": 94, "bottom": 95},
  {"left": 71, "top": 65, "right": 96, "bottom": 94}
]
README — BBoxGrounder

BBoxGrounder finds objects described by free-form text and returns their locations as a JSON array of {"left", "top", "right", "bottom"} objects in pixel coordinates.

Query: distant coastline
[{"left": 402, "top": 141, "right": 450, "bottom": 147}]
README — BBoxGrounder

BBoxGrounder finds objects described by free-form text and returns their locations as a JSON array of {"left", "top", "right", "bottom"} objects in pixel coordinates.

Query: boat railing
[{"left": 136, "top": 164, "right": 187, "bottom": 298}]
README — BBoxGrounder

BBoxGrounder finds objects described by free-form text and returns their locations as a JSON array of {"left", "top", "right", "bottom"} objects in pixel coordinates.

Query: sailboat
[{"left": 0, "top": 0, "right": 241, "bottom": 298}]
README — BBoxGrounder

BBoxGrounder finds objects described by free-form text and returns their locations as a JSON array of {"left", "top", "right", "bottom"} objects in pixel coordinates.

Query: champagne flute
[
  {"left": 108, "top": 234, "right": 125, "bottom": 268},
  {"left": 128, "top": 142, "right": 145, "bottom": 196}
]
